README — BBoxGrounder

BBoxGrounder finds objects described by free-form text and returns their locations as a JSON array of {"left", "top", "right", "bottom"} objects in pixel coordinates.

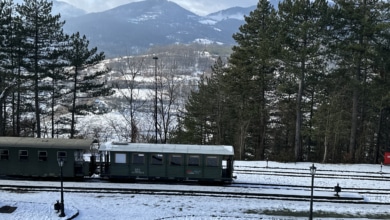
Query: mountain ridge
[{"left": 62, "top": 0, "right": 258, "bottom": 57}]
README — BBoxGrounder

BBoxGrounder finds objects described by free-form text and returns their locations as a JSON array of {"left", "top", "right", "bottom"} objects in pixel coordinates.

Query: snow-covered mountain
[
  {"left": 13, "top": 0, "right": 86, "bottom": 19},
  {"left": 51, "top": 0, "right": 86, "bottom": 19},
  {"left": 14, "top": 0, "right": 259, "bottom": 58},
  {"left": 206, "top": 6, "right": 257, "bottom": 22},
  {"left": 62, "top": 0, "right": 256, "bottom": 57}
]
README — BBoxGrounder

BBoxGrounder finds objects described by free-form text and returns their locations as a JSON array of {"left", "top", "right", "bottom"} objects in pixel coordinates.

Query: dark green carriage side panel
[
  {"left": 203, "top": 155, "right": 223, "bottom": 180},
  {"left": 0, "top": 147, "right": 88, "bottom": 178},
  {"left": 166, "top": 165, "right": 185, "bottom": 179},
  {"left": 99, "top": 142, "right": 235, "bottom": 182},
  {"left": 129, "top": 164, "right": 148, "bottom": 178},
  {"left": 148, "top": 153, "right": 167, "bottom": 178},
  {"left": 166, "top": 154, "right": 185, "bottom": 179},
  {"left": 128, "top": 152, "right": 148, "bottom": 178},
  {"left": 184, "top": 154, "right": 203, "bottom": 180},
  {"left": 0, "top": 156, "right": 10, "bottom": 176},
  {"left": 109, "top": 163, "right": 129, "bottom": 177},
  {"left": 0, "top": 137, "right": 94, "bottom": 178},
  {"left": 108, "top": 152, "right": 130, "bottom": 177}
]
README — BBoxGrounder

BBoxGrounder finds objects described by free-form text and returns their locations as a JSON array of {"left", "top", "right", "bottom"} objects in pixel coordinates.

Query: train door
[
  {"left": 130, "top": 153, "right": 147, "bottom": 179},
  {"left": 203, "top": 155, "right": 220, "bottom": 180},
  {"left": 98, "top": 151, "right": 110, "bottom": 177},
  {"left": 73, "top": 150, "right": 85, "bottom": 177},
  {"left": 167, "top": 154, "right": 185, "bottom": 180},
  {"left": 108, "top": 152, "right": 129, "bottom": 178},
  {"left": 222, "top": 156, "right": 233, "bottom": 179},
  {"left": 185, "top": 154, "right": 202, "bottom": 180},
  {"left": 148, "top": 153, "right": 167, "bottom": 179}
]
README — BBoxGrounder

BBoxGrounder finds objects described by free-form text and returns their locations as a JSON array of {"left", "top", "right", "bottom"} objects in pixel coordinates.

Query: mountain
[
  {"left": 206, "top": 6, "right": 257, "bottom": 22},
  {"left": 63, "top": 0, "right": 255, "bottom": 58},
  {"left": 13, "top": 0, "right": 86, "bottom": 19},
  {"left": 51, "top": 0, "right": 87, "bottom": 19}
]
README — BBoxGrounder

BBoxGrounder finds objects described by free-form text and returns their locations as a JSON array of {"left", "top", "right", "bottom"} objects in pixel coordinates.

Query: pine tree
[
  {"left": 208, "top": 57, "right": 229, "bottom": 145},
  {"left": 328, "top": 0, "right": 389, "bottom": 162},
  {"left": 17, "top": 0, "right": 66, "bottom": 137},
  {"left": 0, "top": 0, "right": 14, "bottom": 135},
  {"left": 171, "top": 57, "right": 227, "bottom": 145},
  {"left": 228, "top": 0, "right": 279, "bottom": 159},
  {"left": 63, "top": 32, "right": 113, "bottom": 138},
  {"left": 47, "top": 46, "right": 69, "bottom": 138},
  {"left": 277, "top": 0, "right": 328, "bottom": 161},
  {"left": 369, "top": 5, "right": 390, "bottom": 162}
]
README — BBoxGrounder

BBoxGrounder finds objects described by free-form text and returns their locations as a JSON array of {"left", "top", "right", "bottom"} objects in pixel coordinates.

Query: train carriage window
[
  {"left": 188, "top": 155, "right": 200, "bottom": 166},
  {"left": 170, "top": 155, "right": 182, "bottom": 166},
  {"left": 74, "top": 150, "right": 84, "bottom": 162},
  {"left": 206, "top": 156, "right": 218, "bottom": 167},
  {"left": 57, "top": 151, "right": 67, "bottom": 161},
  {"left": 0, "top": 149, "right": 9, "bottom": 160},
  {"left": 38, "top": 151, "right": 48, "bottom": 161},
  {"left": 19, "top": 150, "right": 28, "bottom": 160},
  {"left": 132, "top": 153, "right": 144, "bottom": 164},
  {"left": 151, "top": 154, "right": 163, "bottom": 165},
  {"left": 115, "top": 153, "right": 127, "bottom": 164}
]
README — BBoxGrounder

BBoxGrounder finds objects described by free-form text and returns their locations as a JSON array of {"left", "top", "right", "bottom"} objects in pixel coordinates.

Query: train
[{"left": 0, "top": 137, "right": 235, "bottom": 183}]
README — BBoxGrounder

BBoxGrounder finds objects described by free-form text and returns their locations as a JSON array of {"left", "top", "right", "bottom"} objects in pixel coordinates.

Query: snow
[
  {"left": 1, "top": 161, "right": 390, "bottom": 220},
  {"left": 198, "top": 19, "right": 217, "bottom": 25},
  {"left": 207, "top": 13, "right": 246, "bottom": 22}
]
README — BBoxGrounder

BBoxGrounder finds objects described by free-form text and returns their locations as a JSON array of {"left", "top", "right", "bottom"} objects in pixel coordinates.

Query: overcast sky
[{"left": 59, "top": 0, "right": 259, "bottom": 15}]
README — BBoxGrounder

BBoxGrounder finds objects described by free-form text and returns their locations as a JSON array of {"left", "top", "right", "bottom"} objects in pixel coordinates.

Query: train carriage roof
[
  {"left": 100, "top": 142, "right": 234, "bottom": 156},
  {"left": 0, "top": 137, "right": 94, "bottom": 150}
]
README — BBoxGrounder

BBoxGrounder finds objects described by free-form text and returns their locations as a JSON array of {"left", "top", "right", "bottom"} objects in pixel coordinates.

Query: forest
[
  {"left": 1, "top": 0, "right": 390, "bottom": 164},
  {"left": 172, "top": 0, "right": 390, "bottom": 164},
  {"left": 0, "top": 0, "right": 112, "bottom": 139}
]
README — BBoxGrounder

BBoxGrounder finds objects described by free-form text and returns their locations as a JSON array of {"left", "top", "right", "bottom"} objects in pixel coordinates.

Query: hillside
[{"left": 62, "top": 0, "right": 255, "bottom": 57}]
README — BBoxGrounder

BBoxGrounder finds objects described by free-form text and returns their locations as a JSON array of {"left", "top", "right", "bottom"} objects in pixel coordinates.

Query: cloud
[
  {"left": 60, "top": 0, "right": 258, "bottom": 15},
  {"left": 60, "top": 0, "right": 138, "bottom": 12},
  {"left": 173, "top": 0, "right": 257, "bottom": 15}
]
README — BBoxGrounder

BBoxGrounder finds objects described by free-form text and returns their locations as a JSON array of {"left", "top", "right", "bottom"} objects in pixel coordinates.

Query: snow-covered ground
[{"left": 1, "top": 161, "right": 389, "bottom": 220}]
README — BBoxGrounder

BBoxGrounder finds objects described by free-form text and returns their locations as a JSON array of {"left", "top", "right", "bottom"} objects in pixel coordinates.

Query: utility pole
[{"left": 153, "top": 56, "right": 158, "bottom": 143}]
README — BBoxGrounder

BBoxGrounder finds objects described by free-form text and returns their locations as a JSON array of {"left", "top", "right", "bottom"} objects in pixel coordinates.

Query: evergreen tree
[
  {"left": 46, "top": 46, "right": 69, "bottom": 138},
  {"left": 360, "top": 0, "right": 390, "bottom": 163},
  {"left": 172, "top": 57, "right": 228, "bottom": 145},
  {"left": 179, "top": 76, "right": 213, "bottom": 144},
  {"left": 63, "top": 32, "right": 113, "bottom": 138},
  {"left": 17, "top": 0, "right": 65, "bottom": 137},
  {"left": 208, "top": 57, "right": 230, "bottom": 145},
  {"left": 228, "top": 0, "right": 279, "bottom": 159},
  {"left": 0, "top": 0, "right": 14, "bottom": 135},
  {"left": 277, "top": 0, "right": 328, "bottom": 161},
  {"left": 328, "top": 0, "right": 389, "bottom": 162}
]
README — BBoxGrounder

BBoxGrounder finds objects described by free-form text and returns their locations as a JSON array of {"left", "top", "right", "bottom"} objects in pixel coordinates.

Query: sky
[{"left": 59, "top": 0, "right": 259, "bottom": 16}]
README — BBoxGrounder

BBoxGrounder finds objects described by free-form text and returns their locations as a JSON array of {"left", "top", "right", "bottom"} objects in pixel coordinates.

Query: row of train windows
[
  {"left": 0, "top": 149, "right": 67, "bottom": 161},
  {"left": 115, "top": 153, "right": 219, "bottom": 167}
]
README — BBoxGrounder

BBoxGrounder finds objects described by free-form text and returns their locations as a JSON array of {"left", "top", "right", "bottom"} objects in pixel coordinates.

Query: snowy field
[{"left": 1, "top": 161, "right": 390, "bottom": 220}]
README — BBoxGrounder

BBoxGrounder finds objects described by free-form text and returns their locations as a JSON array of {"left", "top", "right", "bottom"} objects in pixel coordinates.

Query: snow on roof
[
  {"left": 0, "top": 137, "right": 94, "bottom": 150},
  {"left": 100, "top": 142, "right": 234, "bottom": 156}
]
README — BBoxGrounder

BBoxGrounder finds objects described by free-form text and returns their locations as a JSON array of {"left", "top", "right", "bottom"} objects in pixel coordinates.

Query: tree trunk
[
  {"left": 295, "top": 73, "right": 304, "bottom": 161},
  {"left": 349, "top": 67, "right": 360, "bottom": 162}
]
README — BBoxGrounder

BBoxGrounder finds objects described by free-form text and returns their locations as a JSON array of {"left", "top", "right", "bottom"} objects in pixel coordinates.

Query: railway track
[
  {"left": 0, "top": 180, "right": 388, "bottom": 206},
  {"left": 231, "top": 182, "right": 390, "bottom": 194},
  {"left": 234, "top": 167, "right": 390, "bottom": 182}
]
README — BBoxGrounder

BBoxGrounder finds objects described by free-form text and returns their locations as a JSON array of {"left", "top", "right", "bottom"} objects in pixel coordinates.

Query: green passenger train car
[
  {"left": 0, "top": 137, "right": 96, "bottom": 178},
  {"left": 99, "top": 142, "right": 235, "bottom": 182}
]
